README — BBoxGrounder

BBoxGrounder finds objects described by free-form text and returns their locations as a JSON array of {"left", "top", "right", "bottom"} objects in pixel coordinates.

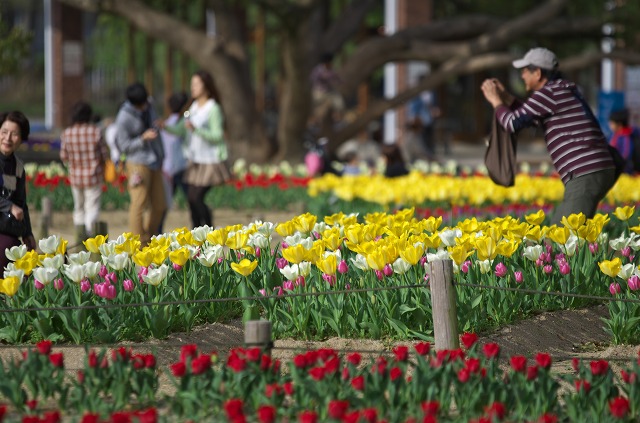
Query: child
[{"left": 608, "top": 108, "right": 639, "bottom": 174}]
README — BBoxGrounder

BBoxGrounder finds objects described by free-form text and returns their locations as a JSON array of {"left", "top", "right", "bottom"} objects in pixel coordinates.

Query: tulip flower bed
[
  {"left": 1, "top": 338, "right": 640, "bottom": 422},
  {"left": 1, "top": 207, "right": 640, "bottom": 346}
]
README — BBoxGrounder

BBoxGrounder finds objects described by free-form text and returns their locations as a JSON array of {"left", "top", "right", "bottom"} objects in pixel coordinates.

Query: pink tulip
[
  {"left": 494, "top": 262, "right": 507, "bottom": 278},
  {"left": 375, "top": 269, "right": 384, "bottom": 280},
  {"left": 337, "top": 260, "right": 349, "bottom": 274},
  {"left": 123, "top": 279, "right": 134, "bottom": 292},
  {"left": 383, "top": 264, "right": 394, "bottom": 277},
  {"left": 295, "top": 275, "right": 305, "bottom": 287},
  {"left": 621, "top": 246, "right": 632, "bottom": 257},
  {"left": 259, "top": 289, "right": 267, "bottom": 296},
  {"left": 80, "top": 279, "right": 91, "bottom": 293},
  {"left": 322, "top": 273, "right": 336, "bottom": 286},
  {"left": 419, "top": 256, "right": 427, "bottom": 267},
  {"left": 514, "top": 271, "right": 524, "bottom": 284},
  {"left": 275, "top": 258, "right": 288, "bottom": 269},
  {"left": 460, "top": 260, "right": 471, "bottom": 273},
  {"left": 609, "top": 282, "right": 622, "bottom": 296},
  {"left": 535, "top": 258, "right": 544, "bottom": 267},
  {"left": 172, "top": 263, "right": 182, "bottom": 271},
  {"left": 275, "top": 286, "right": 283, "bottom": 296},
  {"left": 281, "top": 242, "right": 289, "bottom": 249},
  {"left": 255, "top": 247, "right": 261, "bottom": 258},
  {"left": 558, "top": 261, "right": 571, "bottom": 275},
  {"left": 589, "top": 243, "right": 598, "bottom": 254},
  {"left": 543, "top": 265, "right": 553, "bottom": 274},
  {"left": 99, "top": 265, "right": 108, "bottom": 278},
  {"left": 283, "top": 280, "right": 294, "bottom": 291},
  {"left": 34, "top": 280, "right": 45, "bottom": 290},
  {"left": 53, "top": 278, "right": 64, "bottom": 290},
  {"left": 105, "top": 272, "right": 117, "bottom": 284},
  {"left": 627, "top": 275, "right": 640, "bottom": 291}
]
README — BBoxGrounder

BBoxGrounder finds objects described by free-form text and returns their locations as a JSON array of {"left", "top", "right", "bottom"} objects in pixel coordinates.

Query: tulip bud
[
  {"left": 337, "top": 259, "right": 349, "bottom": 274},
  {"left": 514, "top": 271, "right": 524, "bottom": 284},
  {"left": 99, "top": 265, "right": 108, "bottom": 278},
  {"left": 461, "top": 260, "right": 471, "bottom": 273},
  {"left": 123, "top": 279, "right": 134, "bottom": 292},
  {"left": 172, "top": 263, "right": 183, "bottom": 271},
  {"left": 275, "top": 257, "right": 288, "bottom": 269},
  {"left": 53, "top": 278, "right": 64, "bottom": 290},
  {"left": 494, "top": 262, "right": 507, "bottom": 278},
  {"left": 80, "top": 279, "right": 91, "bottom": 293},
  {"left": 609, "top": 282, "right": 622, "bottom": 296},
  {"left": 295, "top": 275, "right": 305, "bottom": 287},
  {"left": 559, "top": 261, "right": 571, "bottom": 275},
  {"left": 543, "top": 264, "right": 553, "bottom": 274},
  {"left": 628, "top": 275, "right": 640, "bottom": 291},
  {"left": 34, "top": 279, "right": 45, "bottom": 290},
  {"left": 375, "top": 269, "right": 384, "bottom": 280},
  {"left": 383, "top": 264, "right": 394, "bottom": 277},
  {"left": 589, "top": 243, "right": 598, "bottom": 254}
]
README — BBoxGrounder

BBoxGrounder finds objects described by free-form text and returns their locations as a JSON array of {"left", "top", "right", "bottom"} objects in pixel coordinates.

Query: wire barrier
[{"left": 1, "top": 277, "right": 639, "bottom": 362}]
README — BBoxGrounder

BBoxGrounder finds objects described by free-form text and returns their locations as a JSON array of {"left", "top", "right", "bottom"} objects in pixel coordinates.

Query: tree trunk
[{"left": 275, "top": 23, "right": 313, "bottom": 162}]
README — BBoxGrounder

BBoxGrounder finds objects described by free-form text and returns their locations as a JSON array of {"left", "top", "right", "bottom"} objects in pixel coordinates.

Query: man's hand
[
  {"left": 141, "top": 128, "right": 158, "bottom": 141},
  {"left": 23, "top": 234, "right": 36, "bottom": 252},
  {"left": 10, "top": 204, "right": 24, "bottom": 221},
  {"left": 481, "top": 79, "right": 504, "bottom": 108}
]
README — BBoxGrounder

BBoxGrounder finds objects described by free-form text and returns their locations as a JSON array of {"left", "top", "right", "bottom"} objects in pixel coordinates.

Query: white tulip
[
  {"left": 478, "top": 259, "right": 492, "bottom": 274},
  {"left": 5, "top": 245, "right": 27, "bottom": 262},
  {"left": 104, "top": 252, "right": 131, "bottom": 271},
  {"left": 83, "top": 261, "right": 102, "bottom": 279},
  {"left": 618, "top": 263, "right": 636, "bottom": 280},
  {"left": 523, "top": 245, "right": 544, "bottom": 262},
  {"left": 426, "top": 249, "right": 450, "bottom": 263},
  {"left": 191, "top": 226, "right": 211, "bottom": 243},
  {"left": 392, "top": 257, "right": 411, "bottom": 274},
  {"left": 67, "top": 251, "right": 91, "bottom": 265},
  {"left": 142, "top": 264, "right": 169, "bottom": 286},
  {"left": 350, "top": 254, "right": 369, "bottom": 271},
  {"left": 3, "top": 267, "right": 24, "bottom": 281},
  {"left": 297, "top": 261, "right": 312, "bottom": 277},
  {"left": 41, "top": 255, "right": 64, "bottom": 269},
  {"left": 279, "top": 264, "right": 299, "bottom": 281},
  {"left": 438, "top": 228, "right": 461, "bottom": 247},
  {"left": 39, "top": 235, "right": 62, "bottom": 255},
  {"left": 32, "top": 267, "right": 59, "bottom": 285},
  {"left": 63, "top": 264, "right": 86, "bottom": 283}
]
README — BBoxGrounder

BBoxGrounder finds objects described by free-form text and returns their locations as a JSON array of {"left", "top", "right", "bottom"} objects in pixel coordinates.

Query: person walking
[
  {"left": 608, "top": 108, "right": 639, "bottom": 174},
  {"left": 60, "top": 101, "right": 109, "bottom": 244},
  {"left": 0, "top": 111, "right": 36, "bottom": 270},
  {"left": 159, "top": 70, "right": 230, "bottom": 228},
  {"left": 158, "top": 92, "right": 189, "bottom": 233},
  {"left": 408, "top": 74, "right": 440, "bottom": 160},
  {"left": 481, "top": 47, "right": 619, "bottom": 224},
  {"left": 114, "top": 82, "right": 166, "bottom": 245}
]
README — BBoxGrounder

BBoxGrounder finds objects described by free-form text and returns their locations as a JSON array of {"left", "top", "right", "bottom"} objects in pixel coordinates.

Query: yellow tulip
[
  {"left": 282, "top": 244, "right": 308, "bottom": 264},
  {"left": 0, "top": 276, "right": 21, "bottom": 297},
  {"left": 448, "top": 244, "right": 472, "bottom": 266},
  {"left": 546, "top": 226, "right": 570, "bottom": 245},
  {"left": 423, "top": 233, "right": 442, "bottom": 249},
  {"left": 315, "top": 254, "right": 337, "bottom": 275},
  {"left": 226, "top": 231, "right": 250, "bottom": 250},
  {"left": 525, "top": 210, "right": 545, "bottom": 226},
  {"left": 475, "top": 236, "right": 497, "bottom": 261},
  {"left": 599, "top": 257, "right": 622, "bottom": 278},
  {"left": 577, "top": 221, "right": 601, "bottom": 243},
  {"left": 365, "top": 250, "right": 387, "bottom": 270},
  {"left": 344, "top": 225, "right": 365, "bottom": 245},
  {"left": 275, "top": 221, "right": 295, "bottom": 237},
  {"left": 524, "top": 225, "right": 544, "bottom": 242},
  {"left": 306, "top": 242, "right": 324, "bottom": 263},
  {"left": 133, "top": 250, "right": 154, "bottom": 268},
  {"left": 421, "top": 216, "right": 443, "bottom": 233},
  {"left": 614, "top": 205, "right": 635, "bottom": 221},
  {"left": 83, "top": 235, "right": 108, "bottom": 253},
  {"left": 56, "top": 238, "right": 68, "bottom": 256},
  {"left": 561, "top": 213, "right": 586, "bottom": 232},
  {"left": 14, "top": 250, "right": 39, "bottom": 276},
  {"left": 176, "top": 231, "right": 195, "bottom": 246},
  {"left": 324, "top": 212, "right": 346, "bottom": 226},
  {"left": 207, "top": 227, "right": 230, "bottom": 246},
  {"left": 293, "top": 213, "right": 317, "bottom": 234},
  {"left": 231, "top": 259, "right": 258, "bottom": 277},
  {"left": 169, "top": 247, "right": 190, "bottom": 267},
  {"left": 496, "top": 239, "right": 519, "bottom": 258},
  {"left": 115, "top": 236, "right": 141, "bottom": 256},
  {"left": 321, "top": 229, "right": 343, "bottom": 251}
]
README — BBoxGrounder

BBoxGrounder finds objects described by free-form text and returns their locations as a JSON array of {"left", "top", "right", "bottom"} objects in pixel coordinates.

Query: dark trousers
[
  {"left": 187, "top": 185, "right": 213, "bottom": 228},
  {"left": 551, "top": 168, "right": 618, "bottom": 224}
]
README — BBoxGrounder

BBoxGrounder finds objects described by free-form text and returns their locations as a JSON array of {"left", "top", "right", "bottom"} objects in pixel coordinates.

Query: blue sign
[{"left": 597, "top": 91, "right": 625, "bottom": 139}]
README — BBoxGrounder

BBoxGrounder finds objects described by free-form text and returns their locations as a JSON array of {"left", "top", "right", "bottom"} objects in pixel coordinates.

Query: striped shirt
[
  {"left": 60, "top": 123, "right": 109, "bottom": 187},
  {"left": 495, "top": 79, "right": 614, "bottom": 184}
]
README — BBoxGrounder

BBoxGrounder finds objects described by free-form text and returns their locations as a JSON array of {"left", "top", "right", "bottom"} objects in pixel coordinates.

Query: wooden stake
[
  {"left": 244, "top": 320, "right": 273, "bottom": 355},
  {"left": 429, "top": 259, "right": 459, "bottom": 350}
]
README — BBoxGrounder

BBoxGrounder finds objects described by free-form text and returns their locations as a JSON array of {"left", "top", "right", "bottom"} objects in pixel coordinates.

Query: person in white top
[{"left": 159, "top": 70, "right": 230, "bottom": 228}]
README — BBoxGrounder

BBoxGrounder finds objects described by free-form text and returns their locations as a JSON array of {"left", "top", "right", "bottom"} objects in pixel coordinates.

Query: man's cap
[{"left": 512, "top": 48, "right": 558, "bottom": 70}]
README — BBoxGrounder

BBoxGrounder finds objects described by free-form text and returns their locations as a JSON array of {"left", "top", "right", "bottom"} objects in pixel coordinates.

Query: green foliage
[{"left": 0, "top": 14, "right": 32, "bottom": 76}]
